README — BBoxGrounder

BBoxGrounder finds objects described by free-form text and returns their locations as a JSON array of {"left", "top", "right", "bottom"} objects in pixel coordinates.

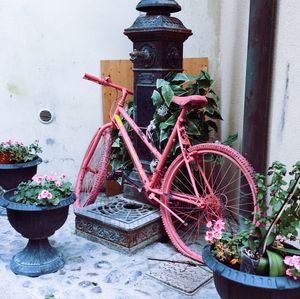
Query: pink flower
[
  {"left": 5, "top": 139, "right": 12, "bottom": 145},
  {"left": 45, "top": 175, "right": 55, "bottom": 182},
  {"left": 206, "top": 221, "right": 213, "bottom": 228},
  {"left": 32, "top": 175, "right": 43, "bottom": 184},
  {"left": 286, "top": 268, "right": 293, "bottom": 277},
  {"left": 55, "top": 181, "right": 62, "bottom": 188},
  {"left": 275, "top": 235, "right": 287, "bottom": 243},
  {"left": 205, "top": 231, "right": 214, "bottom": 243},
  {"left": 284, "top": 256, "right": 294, "bottom": 267},
  {"left": 46, "top": 192, "right": 53, "bottom": 199},
  {"left": 38, "top": 189, "right": 52, "bottom": 199},
  {"left": 214, "top": 219, "right": 225, "bottom": 231},
  {"left": 213, "top": 230, "right": 222, "bottom": 240}
]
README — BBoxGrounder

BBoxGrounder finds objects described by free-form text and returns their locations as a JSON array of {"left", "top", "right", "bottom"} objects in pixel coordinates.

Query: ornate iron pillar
[{"left": 123, "top": 0, "right": 192, "bottom": 201}]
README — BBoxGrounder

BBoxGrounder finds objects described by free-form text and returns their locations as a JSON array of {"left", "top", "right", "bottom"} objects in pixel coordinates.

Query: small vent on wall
[{"left": 39, "top": 109, "right": 54, "bottom": 124}]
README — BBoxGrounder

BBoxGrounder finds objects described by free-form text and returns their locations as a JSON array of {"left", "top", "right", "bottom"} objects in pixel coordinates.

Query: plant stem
[{"left": 258, "top": 175, "right": 300, "bottom": 255}]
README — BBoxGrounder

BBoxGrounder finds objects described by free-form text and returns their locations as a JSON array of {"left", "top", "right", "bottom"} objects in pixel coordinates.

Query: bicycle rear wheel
[
  {"left": 74, "top": 124, "right": 113, "bottom": 208},
  {"left": 160, "top": 143, "right": 257, "bottom": 262}
]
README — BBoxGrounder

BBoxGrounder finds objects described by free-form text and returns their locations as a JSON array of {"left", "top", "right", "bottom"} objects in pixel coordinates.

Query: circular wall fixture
[{"left": 39, "top": 109, "right": 54, "bottom": 124}]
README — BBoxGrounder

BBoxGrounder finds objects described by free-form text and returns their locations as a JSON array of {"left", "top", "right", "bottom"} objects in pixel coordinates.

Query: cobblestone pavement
[{"left": 0, "top": 210, "right": 220, "bottom": 299}]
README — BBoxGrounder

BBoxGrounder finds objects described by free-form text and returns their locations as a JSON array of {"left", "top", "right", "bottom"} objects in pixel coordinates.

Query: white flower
[
  {"left": 157, "top": 105, "right": 169, "bottom": 117},
  {"left": 150, "top": 159, "right": 159, "bottom": 173}
]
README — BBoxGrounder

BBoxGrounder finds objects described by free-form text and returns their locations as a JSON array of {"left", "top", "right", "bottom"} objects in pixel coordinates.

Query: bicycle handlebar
[{"left": 83, "top": 73, "right": 133, "bottom": 95}]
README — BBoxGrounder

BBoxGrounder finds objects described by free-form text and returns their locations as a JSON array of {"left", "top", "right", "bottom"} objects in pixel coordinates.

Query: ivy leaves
[
  {"left": 149, "top": 70, "right": 222, "bottom": 161},
  {"left": 109, "top": 101, "right": 134, "bottom": 179}
]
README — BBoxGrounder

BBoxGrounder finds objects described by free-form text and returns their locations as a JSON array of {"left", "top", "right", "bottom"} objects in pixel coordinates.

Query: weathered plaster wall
[
  {"left": 4, "top": 0, "right": 296, "bottom": 183},
  {"left": 0, "top": 0, "right": 222, "bottom": 182},
  {"left": 268, "top": 0, "right": 300, "bottom": 170},
  {"left": 218, "top": 0, "right": 250, "bottom": 149}
]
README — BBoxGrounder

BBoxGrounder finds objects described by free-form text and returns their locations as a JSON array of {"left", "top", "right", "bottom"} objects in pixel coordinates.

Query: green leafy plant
[
  {"left": 0, "top": 139, "right": 42, "bottom": 163},
  {"left": 109, "top": 101, "right": 134, "bottom": 183},
  {"left": 109, "top": 70, "right": 237, "bottom": 182},
  {"left": 206, "top": 161, "right": 300, "bottom": 278},
  {"left": 147, "top": 70, "right": 224, "bottom": 164},
  {"left": 14, "top": 174, "right": 73, "bottom": 206}
]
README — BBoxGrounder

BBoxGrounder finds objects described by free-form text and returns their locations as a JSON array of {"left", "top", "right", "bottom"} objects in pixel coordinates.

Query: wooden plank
[
  {"left": 100, "top": 58, "right": 208, "bottom": 195},
  {"left": 183, "top": 57, "right": 208, "bottom": 74},
  {"left": 101, "top": 60, "right": 133, "bottom": 124}
]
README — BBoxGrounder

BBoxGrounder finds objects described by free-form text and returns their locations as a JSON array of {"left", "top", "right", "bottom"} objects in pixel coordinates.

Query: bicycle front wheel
[
  {"left": 74, "top": 124, "right": 113, "bottom": 208},
  {"left": 160, "top": 143, "right": 257, "bottom": 262}
]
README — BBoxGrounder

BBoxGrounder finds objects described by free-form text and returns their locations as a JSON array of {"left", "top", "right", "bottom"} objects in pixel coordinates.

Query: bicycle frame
[{"left": 84, "top": 74, "right": 207, "bottom": 224}]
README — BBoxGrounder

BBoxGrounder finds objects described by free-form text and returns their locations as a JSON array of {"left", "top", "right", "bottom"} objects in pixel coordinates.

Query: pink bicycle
[{"left": 74, "top": 74, "right": 257, "bottom": 263}]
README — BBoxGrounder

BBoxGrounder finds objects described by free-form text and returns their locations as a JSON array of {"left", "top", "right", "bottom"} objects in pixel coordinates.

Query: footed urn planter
[
  {"left": 0, "top": 156, "right": 42, "bottom": 190},
  {"left": 202, "top": 245, "right": 300, "bottom": 299},
  {"left": 0, "top": 189, "right": 75, "bottom": 277}
]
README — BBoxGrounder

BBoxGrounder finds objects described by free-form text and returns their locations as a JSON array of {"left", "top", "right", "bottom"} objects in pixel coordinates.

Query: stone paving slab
[
  {"left": 0, "top": 210, "right": 220, "bottom": 299},
  {"left": 147, "top": 253, "right": 213, "bottom": 295}
]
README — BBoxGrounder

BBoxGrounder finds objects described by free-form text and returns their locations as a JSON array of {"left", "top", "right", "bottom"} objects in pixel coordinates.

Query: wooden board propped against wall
[
  {"left": 100, "top": 57, "right": 208, "bottom": 195},
  {"left": 101, "top": 57, "right": 208, "bottom": 123}
]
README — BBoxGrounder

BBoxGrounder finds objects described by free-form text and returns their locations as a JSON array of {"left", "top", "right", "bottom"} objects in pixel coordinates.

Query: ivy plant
[
  {"left": 108, "top": 70, "right": 237, "bottom": 183},
  {"left": 109, "top": 101, "right": 134, "bottom": 183},
  {"left": 147, "top": 70, "right": 228, "bottom": 165}
]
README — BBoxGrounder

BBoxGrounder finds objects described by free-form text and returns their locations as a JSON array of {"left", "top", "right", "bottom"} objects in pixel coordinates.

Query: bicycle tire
[
  {"left": 74, "top": 125, "right": 113, "bottom": 208},
  {"left": 160, "top": 143, "right": 257, "bottom": 263}
]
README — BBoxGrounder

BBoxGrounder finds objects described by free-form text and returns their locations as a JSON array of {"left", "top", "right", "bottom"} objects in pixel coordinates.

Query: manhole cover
[{"left": 147, "top": 253, "right": 213, "bottom": 295}]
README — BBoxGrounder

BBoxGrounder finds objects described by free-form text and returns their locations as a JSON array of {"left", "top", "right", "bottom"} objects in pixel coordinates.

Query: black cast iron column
[
  {"left": 123, "top": 0, "right": 192, "bottom": 201},
  {"left": 124, "top": 0, "right": 191, "bottom": 160}
]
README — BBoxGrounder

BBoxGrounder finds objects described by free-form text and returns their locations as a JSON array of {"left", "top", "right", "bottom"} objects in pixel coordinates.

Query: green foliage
[
  {"left": 45, "top": 295, "right": 55, "bottom": 299},
  {"left": 148, "top": 70, "right": 222, "bottom": 164},
  {"left": 255, "top": 161, "right": 300, "bottom": 242},
  {"left": 108, "top": 70, "right": 237, "bottom": 184},
  {"left": 14, "top": 174, "right": 73, "bottom": 206},
  {"left": 0, "top": 139, "right": 42, "bottom": 163},
  {"left": 211, "top": 160, "right": 300, "bottom": 278},
  {"left": 109, "top": 101, "right": 134, "bottom": 183}
]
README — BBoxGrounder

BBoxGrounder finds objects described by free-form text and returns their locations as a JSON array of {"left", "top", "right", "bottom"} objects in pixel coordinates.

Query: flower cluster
[
  {"left": 14, "top": 174, "right": 72, "bottom": 206},
  {"left": 205, "top": 219, "right": 225, "bottom": 243},
  {"left": 0, "top": 139, "right": 42, "bottom": 163},
  {"left": 284, "top": 255, "right": 300, "bottom": 280}
]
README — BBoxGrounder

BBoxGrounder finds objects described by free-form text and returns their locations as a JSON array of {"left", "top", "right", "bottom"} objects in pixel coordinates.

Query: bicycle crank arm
[{"left": 148, "top": 193, "right": 187, "bottom": 226}]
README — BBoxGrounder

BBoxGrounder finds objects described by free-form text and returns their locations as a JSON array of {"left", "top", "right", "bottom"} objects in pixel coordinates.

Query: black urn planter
[
  {"left": 0, "top": 156, "right": 42, "bottom": 190},
  {"left": 202, "top": 245, "right": 300, "bottom": 299},
  {"left": 0, "top": 189, "right": 75, "bottom": 277}
]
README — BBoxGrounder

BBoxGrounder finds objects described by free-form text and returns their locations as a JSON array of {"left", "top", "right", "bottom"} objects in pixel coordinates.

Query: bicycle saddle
[{"left": 172, "top": 95, "right": 208, "bottom": 108}]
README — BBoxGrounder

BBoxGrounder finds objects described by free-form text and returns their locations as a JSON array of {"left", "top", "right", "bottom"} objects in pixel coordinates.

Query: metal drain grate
[
  {"left": 89, "top": 198, "right": 155, "bottom": 224},
  {"left": 75, "top": 195, "right": 163, "bottom": 253}
]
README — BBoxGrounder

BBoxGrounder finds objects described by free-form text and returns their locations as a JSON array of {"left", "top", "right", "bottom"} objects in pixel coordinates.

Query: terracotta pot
[
  {"left": 0, "top": 152, "right": 12, "bottom": 164},
  {"left": 0, "top": 190, "right": 75, "bottom": 277}
]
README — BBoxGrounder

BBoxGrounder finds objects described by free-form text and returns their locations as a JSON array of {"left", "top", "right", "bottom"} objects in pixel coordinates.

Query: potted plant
[
  {"left": 202, "top": 161, "right": 300, "bottom": 299},
  {"left": 0, "top": 174, "right": 75, "bottom": 277},
  {"left": 0, "top": 139, "right": 42, "bottom": 190}
]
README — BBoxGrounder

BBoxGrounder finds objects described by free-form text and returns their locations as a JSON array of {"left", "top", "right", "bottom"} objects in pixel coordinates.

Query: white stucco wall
[
  {"left": 0, "top": 0, "right": 223, "bottom": 182},
  {"left": 268, "top": 0, "right": 300, "bottom": 170},
  {"left": 219, "top": 0, "right": 250, "bottom": 149},
  {"left": 4, "top": 0, "right": 295, "bottom": 183}
]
